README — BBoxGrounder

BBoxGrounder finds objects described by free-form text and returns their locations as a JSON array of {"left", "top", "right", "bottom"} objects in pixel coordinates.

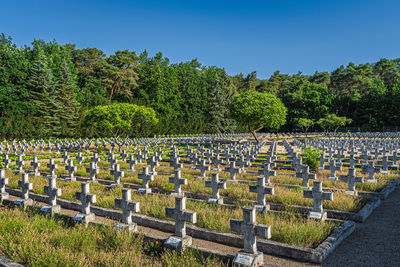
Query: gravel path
[{"left": 323, "top": 185, "right": 400, "bottom": 267}]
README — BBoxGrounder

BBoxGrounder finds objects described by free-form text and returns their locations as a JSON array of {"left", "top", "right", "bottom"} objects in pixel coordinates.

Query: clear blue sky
[{"left": 2, "top": 0, "right": 399, "bottom": 78}]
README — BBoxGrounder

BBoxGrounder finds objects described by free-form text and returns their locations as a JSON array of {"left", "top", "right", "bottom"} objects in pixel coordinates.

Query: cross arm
[
  {"left": 303, "top": 190, "right": 313, "bottom": 199},
  {"left": 230, "top": 219, "right": 242, "bottom": 233},
  {"left": 255, "top": 224, "right": 271, "bottom": 239},
  {"left": 165, "top": 207, "right": 175, "bottom": 219},
  {"left": 322, "top": 192, "right": 333, "bottom": 201},
  {"left": 183, "top": 211, "right": 196, "bottom": 224},
  {"left": 127, "top": 201, "right": 140, "bottom": 212}
]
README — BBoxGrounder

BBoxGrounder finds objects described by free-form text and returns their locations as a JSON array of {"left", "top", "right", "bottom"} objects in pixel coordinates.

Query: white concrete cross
[
  {"left": 230, "top": 207, "right": 271, "bottom": 254},
  {"left": 303, "top": 181, "right": 333, "bottom": 220},
  {"left": 165, "top": 196, "right": 196, "bottom": 237},
  {"left": 169, "top": 170, "right": 187, "bottom": 195},
  {"left": 115, "top": 188, "right": 139, "bottom": 225}
]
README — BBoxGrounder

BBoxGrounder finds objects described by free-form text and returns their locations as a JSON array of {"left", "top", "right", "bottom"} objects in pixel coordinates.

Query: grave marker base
[
  {"left": 207, "top": 198, "right": 223, "bottom": 205},
  {"left": 40, "top": 205, "right": 61, "bottom": 216},
  {"left": 138, "top": 188, "right": 151, "bottom": 195},
  {"left": 233, "top": 251, "right": 263, "bottom": 267},
  {"left": 328, "top": 177, "right": 338, "bottom": 181},
  {"left": 29, "top": 172, "right": 40, "bottom": 177},
  {"left": 0, "top": 192, "right": 9, "bottom": 201},
  {"left": 307, "top": 211, "right": 327, "bottom": 221},
  {"left": 73, "top": 213, "right": 95, "bottom": 225},
  {"left": 64, "top": 177, "right": 76, "bottom": 182},
  {"left": 114, "top": 223, "right": 137, "bottom": 232},
  {"left": 13, "top": 198, "right": 33, "bottom": 209},
  {"left": 164, "top": 235, "right": 192, "bottom": 251},
  {"left": 366, "top": 179, "right": 377, "bottom": 183},
  {"left": 345, "top": 190, "right": 358, "bottom": 196},
  {"left": 254, "top": 204, "right": 270, "bottom": 213}
]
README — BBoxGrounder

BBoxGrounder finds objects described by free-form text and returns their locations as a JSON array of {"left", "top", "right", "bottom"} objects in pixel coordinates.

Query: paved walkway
[{"left": 323, "top": 185, "right": 400, "bottom": 267}]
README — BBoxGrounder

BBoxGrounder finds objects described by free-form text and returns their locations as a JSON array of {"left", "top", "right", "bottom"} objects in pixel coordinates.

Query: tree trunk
[{"left": 251, "top": 130, "right": 259, "bottom": 143}]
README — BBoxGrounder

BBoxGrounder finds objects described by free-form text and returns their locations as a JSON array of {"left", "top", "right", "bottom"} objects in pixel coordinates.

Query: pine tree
[
  {"left": 55, "top": 61, "right": 80, "bottom": 137},
  {"left": 26, "top": 52, "right": 60, "bottom": 137},
  {"left": 208, "top": 79, "right": 236, "bottom": 134}
]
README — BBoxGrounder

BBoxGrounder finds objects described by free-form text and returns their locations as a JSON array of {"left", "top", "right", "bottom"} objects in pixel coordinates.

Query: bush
[{"left": 301, "top": 145, "right": 322, "bottom": 170}]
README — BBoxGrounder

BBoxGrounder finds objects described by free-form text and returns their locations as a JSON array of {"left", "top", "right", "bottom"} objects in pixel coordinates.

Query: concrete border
[
  {"left": 4, "top": 187, "right": 354, "bottom": 263},
  {"left": 28, "top": 171, "right": 397, "bottom": 222},
  {"left": 0, "top": 254, "right": 23, "bottom": 267}
]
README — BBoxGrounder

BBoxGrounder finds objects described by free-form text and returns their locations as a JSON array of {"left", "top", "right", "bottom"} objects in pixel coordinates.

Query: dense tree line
[{"left": 0, "top": 33, "right": 399, "bottom": 138}]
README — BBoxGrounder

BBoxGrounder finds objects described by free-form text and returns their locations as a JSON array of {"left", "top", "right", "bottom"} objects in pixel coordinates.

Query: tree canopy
[
  {"left": 82, "top": 103, "right": 158, "bottom": 138},
  {"left": 230, "top": 90, "right": 287, "bottom": 141},
  {"left": 1, "top": 33, "right": 400, "bottom": 138}
]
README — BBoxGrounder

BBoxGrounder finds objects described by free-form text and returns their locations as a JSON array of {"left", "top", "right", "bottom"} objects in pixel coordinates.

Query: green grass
[
  {"left": 21, "top": 163, "right": 379, "bottom": 213},
  {"left": 0, "top": 207, "right": 224, "bottom": 266},
  {"left": 5, "top": 170, "right": 339, "bottom": 248}
]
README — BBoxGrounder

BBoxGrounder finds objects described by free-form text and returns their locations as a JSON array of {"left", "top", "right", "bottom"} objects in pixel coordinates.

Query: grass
[
  {"left": 20, "top": 162, "right": 377, "bottom": 213},
  {"left": 5, "top": 170, "right": 340, "bottom": 248},
  {"left": 0, "top": 207, "right": 224, "bottom": 267}
]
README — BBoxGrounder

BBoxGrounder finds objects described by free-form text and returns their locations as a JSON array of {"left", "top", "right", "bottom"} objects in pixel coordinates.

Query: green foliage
[
  {"left": 82, "top": 103, "right": 158, "bottom": 137},
  {"left": 301, "top": 146, "right": 322, "bottom": 170},
  {"left": 317, "top": 114, "right": 352, "bottom": 132},
  {"left": 230, "top": 90, "right": 287, "bottom": 140},
  {"left": 2, "top": 33, "right": 400, "bottom": 138},
  {"left": 296, "top": 118, "right": 314, "bottom": 132}
]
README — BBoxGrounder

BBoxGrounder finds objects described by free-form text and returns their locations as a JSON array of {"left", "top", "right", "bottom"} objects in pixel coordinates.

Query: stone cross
[
  {"left": 213, "top": 154, "right": 223, "bottom": 170},
  {"left": 381, "top": 155, "right": 389, "bottom": 173},
  {"left": 17, "top": 173, "right": 33, "bottom": 208},
  {"left": 296, "top": 165, "right": 316, "bottom": 187},
  {"left": 138, "top": 167, "right": 154, "bottom": 194},
  {"left": 3, "top": 155, "right": 10, "bottom": 169},
  {"left": 257, "top": 163, "right": 276, "bottom": 184},
  {"left": 91, "top": 152, "right": 100, "bottom": 166},
  {"left": 30, "top": 156, "right": 40, "bottom": 176},
  {"left": 86, "top": 162, "right": 99, "bottom": 181},
  {"left": 126, "top": 155, "right": 137, "bottom": 172},
  {"left": 136, "top": 150, "right": 143, "bottom": 163},
  {"left": 115, "top": 188, "right": 139, "bottom": 231},
  {"left": 42, "top": 176, "right": 62, "bottom": 215},
  {"left": 76, "top": 152, "right": 84, "bottom": 165},
  {"left": 65, "top": 160, "right": 77, "bottom": 181},
  {"left": 205, "top": 173, "right": 226, "bottom": 204},
  {"left": 169, "top": 170, "right": 187, "bottom": 195},
  {"left": 327, "top": 159, "right": 340, "bottom": 181},
  {"left": 317, "top": 152, "right": 326, "bottom": 170},
  {"left": 170, "top": 156, "right": 183, "bottom": 170},
  {"left": 75, "top": 183, "right": 96, "bottom": 215},
  {"left": 47, "top": 159, "right": 58, "bottom": 177},
  {"left": 225, "top": 161, "right": 241, "bottom": 180},
  {"left": 146, "top": 156, "right": 159, "bottom": 175},
  {"left": 62, "top": 151, "right": 69, "bottom": 165},
  {"left": 230, "top": 207, "right": 271, "bottom": 255},
  {"left": 121, "top": 150, "right": 128, "bottom": 161},
  {"left": 15, "top": 155, "right": 24, "bottom": 173},
  {"left": 195, "top": 159, "right": 210, "bottom": 178},
  {"left": 165, "top": 196, "right": 196, "bottom": 238},
  {"left": 249, "top": 177, "right": 274, "bottom": 209},
  {"left": 303, "top": 181, "right": 333, "bottom": 220},
  {"left": 365, "top": 161, "right": 377, "bottom": 183},
  {"left": 0, "top": 169, "right": 9, "bottom": 201},
  {"left": 110, "top": 164, "right": 124, "bottom": 185},
  {"left": 339, "top": 168, "right": 364, "bottom": 195}
]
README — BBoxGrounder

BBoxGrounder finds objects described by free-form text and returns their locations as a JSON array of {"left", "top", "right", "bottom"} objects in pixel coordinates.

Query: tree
[
  {"left": 26, "top": 52, "right": 60, "bottom": 137},
  {"left": 230, "top": 90, "right": 287, "bottom": 142},
  {"left": 296, "top": 118, "right": 314, "bottom": 132},
  {"left": 82, "top": 103, "right": 158, "bottom": 139},
  {"left": 317, "top": 114, "right": 352, "bottom": 132},
  {"left": 55, "top": 61, "right": 81, "bottom": 137}
]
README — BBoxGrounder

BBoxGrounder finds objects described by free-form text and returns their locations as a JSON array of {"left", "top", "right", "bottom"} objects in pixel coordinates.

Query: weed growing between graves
[
  {"left": 5, "top": 171, "right": 340, "bottom": 248},
  {"left": 0, "top": 207, "right": 225, "bottom": 266}
]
